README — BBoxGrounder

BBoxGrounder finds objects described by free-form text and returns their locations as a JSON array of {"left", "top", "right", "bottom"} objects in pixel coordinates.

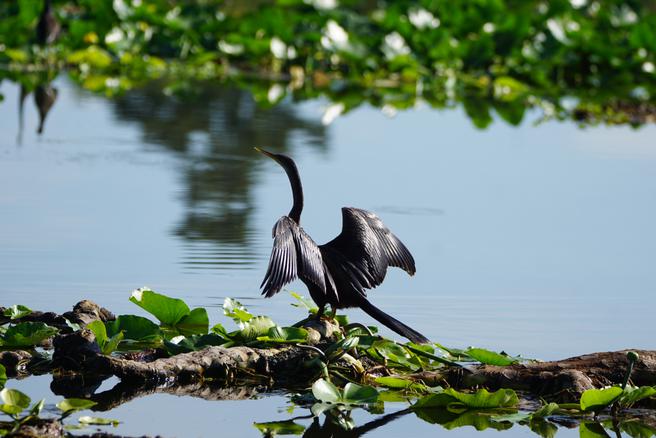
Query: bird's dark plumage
[
  {"left": 36, "top": 0, "right": 61, "bottom": 46},
  {"left": 257, "top": 147, "right": 429, "bottom": 344}
]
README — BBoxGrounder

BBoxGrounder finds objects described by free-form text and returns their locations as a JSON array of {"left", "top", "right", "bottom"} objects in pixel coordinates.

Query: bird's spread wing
[
  {"left": 260, "top": 216, "right": 326, "bottom": 297},
  {"left": 320, "top": 207, "right": 415, "bottom": 296}
]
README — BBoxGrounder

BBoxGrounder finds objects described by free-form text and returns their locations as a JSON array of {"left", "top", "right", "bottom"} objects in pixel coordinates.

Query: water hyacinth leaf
[
  {"left": 0, "top": 322, "right": 58, "bottom": 347},
  {"left": 176, "top": 307, "right": 209, "bottom": 335},
  {"left": 78, "top": 416, "right": 120, "bottom": 426},
  {"left": 106, "top": 315, "right": 160, "bottom": 342},
  {"left": 3, "top": 305, "right": 32, "bottom": 320},
  {"left": 289, "top": 292, "right": 318, "bottom": 314},
  {"left": 87, "top": 319, "right": 124, "bottom": 354},
  {"left": 257, "top": 326, "right": 308, "bottom": 344},
  {"left": 164, "top": 333, "right": 228, "bottom": 355},
  {"left": 580, "top": 387, "right": 623, "bottom": 412},
  {"left": 619, "top": 386, "right": 656, "bottom": 407},
  {"left": 29, "top": 399, "right": 45, "bottom": 417},
  {"left": 223, "top": 298, "right": 253, "bottom": 323},
  {"left": 239, "top": 316, "right": 276, "bottom": 341},
  {"left": 211, "top": 323, "right": 229, "bottom": 338},
  {"left": 253, "top": 420, "right": 305, "bottom": 435},
  {"left": 342, "top": 383, "right": 378, "bottom": 404},
  {"left": 56, "top": 398, "right": 97, "bottom": 414},
  {"left": 372, "top": 340, "right": 418, "bottom": 370},
  {"left": 374, "top": 376, "right": 415, "bottom": 389},
  {"left": 312, "top": 378, "right": 341, "bottom": 404},
  {"left": 465, "top": 348, "right": 518, "bottom": 366},
  {"left": 129, "top": 288, "right": 190, "bottom": 326},
  {"left": 532, "top": 402, "right": 560, "bottom": 419},
  {"left": 443, "top": 388, "right": 519, "bottom": 409},
  {"left": 415, "top": 388, "right": 518, "bottom": 410},
  {"left": 0, "top": 388, "right": 31, "bottom": 415}
]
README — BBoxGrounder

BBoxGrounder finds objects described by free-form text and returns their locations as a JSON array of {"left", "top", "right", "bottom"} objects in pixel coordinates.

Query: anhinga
[
  {"left": 36, "top": 0, "right": 61, "bottom": 46},
  {"left": 256, "top": 147, "right": 429, "bottom": 344}
]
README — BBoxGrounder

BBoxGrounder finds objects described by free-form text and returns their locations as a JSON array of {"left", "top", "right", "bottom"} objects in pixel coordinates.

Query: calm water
[{"left": 1, "top": 76, "right": 655, "bottom": 437}]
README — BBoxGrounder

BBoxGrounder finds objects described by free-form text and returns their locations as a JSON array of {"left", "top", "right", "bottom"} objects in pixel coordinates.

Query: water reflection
[
  {"left": 13, "top": 72, "right": 59, "bottom": 142},
  {"left": 107, "top": 82, "right": 328, "bottom": 270}
]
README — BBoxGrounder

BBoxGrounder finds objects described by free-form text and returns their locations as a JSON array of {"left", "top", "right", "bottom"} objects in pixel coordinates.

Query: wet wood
[{"left": 414, "top": 350, "right": 656, "bottom": 402}]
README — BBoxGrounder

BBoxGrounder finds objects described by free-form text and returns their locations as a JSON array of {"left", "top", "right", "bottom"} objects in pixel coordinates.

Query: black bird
[
  {"left": 256, "top": 147, "right": 429, "bottom": 344},
  {"left": 36, "top": 0, "right": 61, "bottom": 46}
]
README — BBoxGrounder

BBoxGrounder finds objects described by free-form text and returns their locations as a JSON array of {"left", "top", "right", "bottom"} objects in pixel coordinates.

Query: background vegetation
[{"left": 1, "top": 0, "right": 655, "bottom": 127}]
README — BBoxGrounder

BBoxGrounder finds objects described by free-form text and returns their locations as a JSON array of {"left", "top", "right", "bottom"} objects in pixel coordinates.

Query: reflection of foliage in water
[
  {"left": 1, "top": 0, "right": 655, "bottom": 126},
  {"left": 108, "top": 81, "right": 327, "bottom": 251}
]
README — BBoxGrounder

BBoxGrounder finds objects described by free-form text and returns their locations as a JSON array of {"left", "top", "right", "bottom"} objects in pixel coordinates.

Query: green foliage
[
  {"left": 580, "top": 387, "right": 624, "bottom": 412},
  {"left": 222, "top": 297, "right": 254, "bottom": 324},
  {"left": 56, "top": 398, "right": 97, "bottom": 417},
  {"left": 414, "top": 388, "right": 519, "bottom": 410},
  {"left": 2, "top": 305, "right": 32, "bottom": 320},
  {"left": 163, "top": 333, "right": 228, "bottom": 355},
  {"left": 87, "top": 320, "right": 123, "bottom": 355},
  {"left": 311, "top": 378, "right": 378, "bottom": 405},
  {"left": 129, "top": 288, "right": 209, "bottom": 335},
  {"left": 0, "top": 365, "right": 6, "bottom": 389},
  {"left": 105, "top": 314, "right": 161, "bottom": 343},
  {"left": 1, "top": 0, "right": 655, "bottom": 126},
  {"left": 0, "top": 388, "right": 31, "bottom": 416},
  {"left": 465, "top": 348, "right": 518, "bottom": 366},
  {"left": 0, "top": 322, "right": 58, "bottom": 347},
  {"left": 253, "top": 420, "right": 305, "bottom": 435},
  {"left": 78, "top": 415, "right": 120, "bottom": 426}
]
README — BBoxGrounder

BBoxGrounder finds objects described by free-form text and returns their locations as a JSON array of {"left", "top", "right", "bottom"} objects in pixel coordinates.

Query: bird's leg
[
  {"left": 327, "top": 306, "right": 337, "bottom": 320},
  {"left": 315, "top": 305, "right": 325, "bottom": 320}
]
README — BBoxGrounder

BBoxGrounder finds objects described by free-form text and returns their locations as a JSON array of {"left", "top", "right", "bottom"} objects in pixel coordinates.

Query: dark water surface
[{"left": 1, "top": 77, "right": 655, "bottom": 436}]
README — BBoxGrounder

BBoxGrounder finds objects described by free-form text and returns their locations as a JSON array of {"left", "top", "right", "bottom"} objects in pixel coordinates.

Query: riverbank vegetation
[{"left": 1, "top": 0, "right": 655, "bottom": 127}]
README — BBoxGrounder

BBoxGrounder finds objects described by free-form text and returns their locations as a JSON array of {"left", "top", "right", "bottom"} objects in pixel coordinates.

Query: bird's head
[{"left": 254, "top": 147, "right": 297, "bottom": 172}]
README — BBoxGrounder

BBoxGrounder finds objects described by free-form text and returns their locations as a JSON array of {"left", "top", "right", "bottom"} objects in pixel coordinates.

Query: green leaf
[
  {"left": 312, "top": 378, "right": 341, "bottom": 404},
  {"left": 444, "top": 388, "right": 519, "bottom": 409},
  {"left": 372, "top": 340, "right": 419, "bottom": 370},
  {"left": 223, "top": 297, "right": 253, "bottom": 323},
  {"left": 0, "top": 388, "right": 31, "bottom": 415},
  {"left": 374, "top": 376, "right": 416, "bottom": 389},
  {"left": 415, "top": 388, "right": 518, "bottom": 410},
  {"left": 289, "top": 292, "right": 318, "bottom": 314},
  {"left": 0, "top": 365, "right": 6, "bottom": 389},
  {"left": 29, "top": 399, "right": 45, "bottom": 417},
  {"left": 78, "top": 416, "right": 120, "bottom": 426},
  {"left": 253, "top": 420, "right": 305, "bottom": 435},
  {"left": 342, "top": 383, "right": 378, "bottom": 404},
  {"left": 3, "top": 305, "right": 32, "bottom": 320},
  {"left": 619, "top": 386, "right": 656, "bottom": 407},
  {"left": 239, "top": 316, "right": 276, "bottom": 342},
  {"left": 129, "top": 288, "right": 190, "bottom": 326},
  {"left": 176, "top": 308, "right": 209, "bottom": 336},
  {"left": 163, "top": 333, "right": 228, "bottom": 356},
  {"left": 580, "top": 422, "right": 612, "bottom": 438},
  {"left": 465, "top": 348, "right": 518, "bottom": 366},
  {"left": 106, "top": 315, "right": 161, "bottom": 342},
  {"left": 256, "top": 326, "right": 308, "bottom": 344},
  {"left": 87, "top": 320, "right": 108, "bottom": 345},
  {"left": 0, "top": 322, "right": 58, "bottom": 347},
  {"left": 580, "top": 387, "right": 623, "bottom": 412},
  {"left": 56, "top": 398, "right": 97, "bottom": 414}
]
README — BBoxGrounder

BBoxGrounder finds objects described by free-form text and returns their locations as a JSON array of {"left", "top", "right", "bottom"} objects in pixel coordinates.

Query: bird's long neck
[
  {"left": 43, "top": 0, "right": 52, "bottom": 13},
  {"left": 284, "top": 162, "right": 304, "bottom": 224}
]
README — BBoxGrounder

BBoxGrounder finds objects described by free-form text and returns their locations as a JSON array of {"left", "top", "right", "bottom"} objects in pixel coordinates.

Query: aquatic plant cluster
[
  {"left": 1, "top": 290, "right": 656, "bottom": 436},
  {"left": 1, "top": 0, "right": 655, "bottom": 126}
]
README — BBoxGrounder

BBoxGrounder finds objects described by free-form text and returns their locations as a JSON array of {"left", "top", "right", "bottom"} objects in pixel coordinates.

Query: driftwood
[{"left": 414, "top": 350, "right": 656, "bottom": 403}]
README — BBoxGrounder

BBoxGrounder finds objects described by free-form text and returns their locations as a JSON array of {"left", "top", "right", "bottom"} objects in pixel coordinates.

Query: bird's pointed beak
[{"left": 254, "top": 147, "right": 278, "bottom": 162}]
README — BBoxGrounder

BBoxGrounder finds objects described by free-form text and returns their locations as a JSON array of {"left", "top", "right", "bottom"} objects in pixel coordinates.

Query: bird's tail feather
[{"left": 358, "top": 299, "right": 430, "bottom": 344}]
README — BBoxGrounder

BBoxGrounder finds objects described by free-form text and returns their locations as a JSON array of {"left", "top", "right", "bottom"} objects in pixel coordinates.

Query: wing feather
[
  {"left": 319, "top": 207, "right": 415, "bottom": 297},
  {"left": 260, "top": 216, "right": 326, "bottom": 297}
]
